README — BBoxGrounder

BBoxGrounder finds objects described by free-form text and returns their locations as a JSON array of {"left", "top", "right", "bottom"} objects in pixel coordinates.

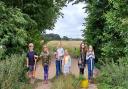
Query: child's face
[
  {"left": 89, "top": 45, "right": 93, "bottom": 51},
  {"left": 81, "top": 43, "right": 85, "bottom": 49},
  {"left": 43, "top": 47, "right": 47, "bottom": 52},
  {"left": 28, "top": 44, "right": 34, "bottom": 51}
]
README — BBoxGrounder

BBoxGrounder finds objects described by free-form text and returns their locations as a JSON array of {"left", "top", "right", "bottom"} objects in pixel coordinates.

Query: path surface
[{"left": 35, "top": 59, "right": 98, "bottom": 89}]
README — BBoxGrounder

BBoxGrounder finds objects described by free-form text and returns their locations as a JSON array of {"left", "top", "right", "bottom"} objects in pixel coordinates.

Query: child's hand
[
  {"left": 27, "top": 64, "right": 29, "bottom": 68},
  {"left": 34, "top": 55, "right": 38, "bottom": 59}
]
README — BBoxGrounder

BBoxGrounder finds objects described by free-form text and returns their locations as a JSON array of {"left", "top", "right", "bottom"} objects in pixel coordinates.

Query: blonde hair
[{"left": 28, "top": 43, "right": 34, "bottom": 47}]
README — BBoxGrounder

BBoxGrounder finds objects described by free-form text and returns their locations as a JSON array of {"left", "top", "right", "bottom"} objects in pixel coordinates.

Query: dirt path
[{"left": 35, "top": 59, "right": 98, "bottom": 89}]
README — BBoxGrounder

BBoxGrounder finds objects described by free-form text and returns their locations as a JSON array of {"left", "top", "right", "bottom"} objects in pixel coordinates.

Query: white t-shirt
[{"left": 57, "top": 47, "right": 64, "bottom": 59}]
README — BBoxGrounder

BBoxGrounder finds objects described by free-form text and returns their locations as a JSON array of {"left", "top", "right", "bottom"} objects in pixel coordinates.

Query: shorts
[{"left": 29, "top": 65, "right": 34, "bottom": 72}]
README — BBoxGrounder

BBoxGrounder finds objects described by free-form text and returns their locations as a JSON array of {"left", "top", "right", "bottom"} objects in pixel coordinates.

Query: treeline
[{"left": 44, "top": 33, "right": 82, "bottom": 41}]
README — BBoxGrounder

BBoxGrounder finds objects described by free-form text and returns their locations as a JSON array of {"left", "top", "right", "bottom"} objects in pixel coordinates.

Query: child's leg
[
  {"left": 58, "top": 60, "right": 61, "bottom": 74},
  {"left": 44, "top": 65, "right": 47, "bottom": 81},
  {"left": 56, "top": 60, "right": 59, "bottom": 77},
  {"left": 60, "top": 59, "right": 62, "bottom": 73},
  {"left": 29, "top": 65, "right": 34, "bottom": 78},
  {"left": 46, "top": 65, "right": 49, "bottom": 81},
  {"left": 88, "top": 59, "right": 91, "bottom": 80}
]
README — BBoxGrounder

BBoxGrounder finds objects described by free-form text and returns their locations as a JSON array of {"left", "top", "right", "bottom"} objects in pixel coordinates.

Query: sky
[{"left": 46, "top": 2, "right": 87, "bottom": 38}]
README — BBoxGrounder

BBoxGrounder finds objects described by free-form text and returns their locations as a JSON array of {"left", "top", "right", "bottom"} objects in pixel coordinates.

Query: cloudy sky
[{"left": 46, "top": 2, "right": 87, "bottom": 38}]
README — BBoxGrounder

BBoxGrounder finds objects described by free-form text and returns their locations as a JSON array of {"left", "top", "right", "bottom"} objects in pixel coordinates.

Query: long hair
[{"left": 80, "top": 42, "right": 87, "bottom": 54}]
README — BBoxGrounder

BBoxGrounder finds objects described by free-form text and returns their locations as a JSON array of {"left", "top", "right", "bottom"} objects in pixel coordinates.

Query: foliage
[
  {"left": 71, "top": 0, "right": 128, "bottom": 62},
  {"left": 51, "top": 75, "right": 77, "bottom": 89},
  {"left": 0, "top": 1, "right": 36, "bottom": 55},
  {"left": 1, "top": 0, "right": 67, "bottom": 31},
  {"left": 0, "top": 0, "right": 68, "bottom": 55},
  {"left": 97, "top": 57, "right": 128, "bottom": 89},
  {"left": 0, "top": 54, "right": 31, "bottom": 89}
]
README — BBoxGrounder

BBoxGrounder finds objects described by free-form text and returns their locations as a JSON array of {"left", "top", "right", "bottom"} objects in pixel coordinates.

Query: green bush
[
  {"left": 97, "top": 57, "right": 128, "bottom": 89},
  {"left": 0, "top": 54, "right": 31, "bottom": 89}
]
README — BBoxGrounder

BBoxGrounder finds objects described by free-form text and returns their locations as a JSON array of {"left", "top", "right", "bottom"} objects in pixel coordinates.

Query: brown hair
[{"left": 80, "top": 42, "right": 87, "bottom": 54}]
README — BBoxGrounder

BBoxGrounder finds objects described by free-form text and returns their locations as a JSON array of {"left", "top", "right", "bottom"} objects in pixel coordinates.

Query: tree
[
  {"left": 0, "top": 1, "right": 36, "bottom": 56},
  {"left": 0, "top": 0, "right": 68, "bottom": 54},
  {"left": 71, "top": 0, "right": 128, "bottom": 62},
  {"left": 62, "top": 36, "right": 69, "bottom": 40}
]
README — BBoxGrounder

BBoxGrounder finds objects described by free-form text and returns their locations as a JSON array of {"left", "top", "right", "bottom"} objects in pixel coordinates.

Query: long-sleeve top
[{"left": 86, "top": 51, "right": 95, "bottom": 60}]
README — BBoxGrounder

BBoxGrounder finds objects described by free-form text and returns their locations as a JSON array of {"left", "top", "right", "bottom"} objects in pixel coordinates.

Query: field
[
  {"left": 47, "top": 40, "right": 82, "bottom": 57},
  {"left": 47, "top": 40, "right": 81, "bottom": 48}
]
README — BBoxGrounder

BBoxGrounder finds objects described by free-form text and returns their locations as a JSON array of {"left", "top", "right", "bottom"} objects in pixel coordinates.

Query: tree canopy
[{"left": 0, "top": 0, "right": 68, "bottom": 56}]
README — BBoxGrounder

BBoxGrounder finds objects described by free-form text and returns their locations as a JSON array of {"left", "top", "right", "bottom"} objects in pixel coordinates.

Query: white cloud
[{"left": 47, "top": 2, "right": 87, "bottom": 38}]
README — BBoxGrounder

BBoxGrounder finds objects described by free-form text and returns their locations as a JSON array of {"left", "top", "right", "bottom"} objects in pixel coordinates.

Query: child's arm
[
  {"left": 26, "top": 53, "right": 29, "bottom": 67},
  {"left": 26, "top": 58, "right": 29, "bottom": 67}
]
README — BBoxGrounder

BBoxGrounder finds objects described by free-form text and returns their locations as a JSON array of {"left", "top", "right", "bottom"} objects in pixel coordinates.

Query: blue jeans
[
  {"left": 87, "top": 58, "right": 94, "bottom": 80},
  {"left": 56, "top": 60, "right": 61, "bottom": 77},
  {"left": 44, "top": 65, "right": 49, "bottom": 80}
]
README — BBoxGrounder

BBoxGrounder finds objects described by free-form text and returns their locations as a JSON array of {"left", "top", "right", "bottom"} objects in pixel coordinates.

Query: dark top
[
  {"left": 78, "top": 62, "right": 85, "bottom": 69},
  {"left": 26, "top": 51, "right": 37, "bottom": 66}
]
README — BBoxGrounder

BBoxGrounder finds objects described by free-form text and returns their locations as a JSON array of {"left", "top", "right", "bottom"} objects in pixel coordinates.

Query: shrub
[
  {"left": 0, "top": 54, "right": 31, "bottom": 89},
  {"left": 97, "top": 57, "right": 128, "bottom": 89}
]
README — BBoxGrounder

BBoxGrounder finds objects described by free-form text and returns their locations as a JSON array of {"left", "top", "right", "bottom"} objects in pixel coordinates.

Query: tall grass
[
  {"left": 51, "top": 75, "right": 79, "bottom": 89},
  {"left": 96, "top": 57, "right": 128, "bottom": 89},
  {"left": 0, "top": 54, "right": 31, "bottom": 89}
]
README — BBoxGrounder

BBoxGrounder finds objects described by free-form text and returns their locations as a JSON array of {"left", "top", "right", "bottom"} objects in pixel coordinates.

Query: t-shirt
[
  {"left": 26, "top": 51, "right": 37, "bottom": 66},
  {"left": 64, "top": 55, "right": 71, "bottom": 66},
  {"left": 40, "top": 51, "right": 50, "bottom": 66},
  {"left": 57, "top": 48, "right": 64, "bottom": 59}
]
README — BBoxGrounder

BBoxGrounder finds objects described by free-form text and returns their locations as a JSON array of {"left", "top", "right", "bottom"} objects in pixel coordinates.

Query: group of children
[{"left": 26, "top": 42, "right": 95, "bottom": 84}]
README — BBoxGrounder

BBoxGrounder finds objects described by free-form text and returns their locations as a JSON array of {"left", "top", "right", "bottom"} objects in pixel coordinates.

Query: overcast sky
[{"left": 46, "top": 2, "right": 87, "bottom": 38}]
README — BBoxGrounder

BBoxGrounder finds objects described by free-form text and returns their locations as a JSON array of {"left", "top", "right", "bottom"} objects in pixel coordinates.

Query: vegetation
[
  {"left": 84, "top": 0, "right": 128, "bottom": 62},
  {"left": 0, "top": 0, "right": 68, "bottom": 55},
  {"left": 0, "top": 49, "right": 30, "bottom": 89},
  {"left": 51, "top": 75, "right": 77, "bottom": 89},
  {"left": 97, "top": 57, "right": 128, "bottom": 89},
  {"left": 0, "top": 0, "right": 68, "bottom": 89}
]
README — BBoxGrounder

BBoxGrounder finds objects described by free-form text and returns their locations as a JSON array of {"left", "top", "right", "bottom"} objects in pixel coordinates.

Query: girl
[
  {"left": 78, "top": 42, "right": 87, "bottom": 75},
  {"left": 63, "top": 50, "right": 71, "bottom": 76},
  {"left": 86, "top": 45, "right": 95, "bottom": 81},
  {"left": 40, "top": 45, "right": 51, "bottom": 84}
]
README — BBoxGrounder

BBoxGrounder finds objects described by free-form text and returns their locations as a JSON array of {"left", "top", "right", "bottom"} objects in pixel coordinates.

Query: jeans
[
  {"left": 87, "top": 58, "right": 94, "bottom": 80},
  {"left": 56, "top": 60, "right": 61, "bottom": 77},
  {"left": 44, "top": 64, "right": 49, "bottom": 80}
]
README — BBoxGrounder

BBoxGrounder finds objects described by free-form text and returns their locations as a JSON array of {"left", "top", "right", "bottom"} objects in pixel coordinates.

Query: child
[
  {"left": 40, "top": 45, "right": 51, "bottom": 84},
  {"left": 26, "top": 43, "right": 38, "bottom": 79},
  {"left": 79, "top": 42, "right": 87, "bottom": 75},
  {"left": 56, "top": 42, "right": 65, "bottom": 73},
  {"left": 63, "top": 50, "right": 71, "bottom": 76},
  {"left": 86, "top": 45, "right": 95, "bottom": 81}
]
